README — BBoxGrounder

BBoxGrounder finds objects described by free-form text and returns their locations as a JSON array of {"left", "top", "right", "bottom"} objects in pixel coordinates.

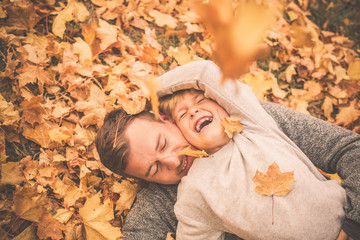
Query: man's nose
[
  {"left": 160, "top": 155, "right": 180, "bottom": 170},
  {"left": 190, "top": 108, "right": 199, "bottom": 118}
]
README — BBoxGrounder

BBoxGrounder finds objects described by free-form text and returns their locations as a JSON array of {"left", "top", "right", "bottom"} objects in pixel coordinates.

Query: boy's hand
[{"left": 336, "top": 229, "right": 353, "bottom": 240}]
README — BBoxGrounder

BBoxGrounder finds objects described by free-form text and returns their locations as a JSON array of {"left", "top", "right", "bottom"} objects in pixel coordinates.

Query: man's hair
[
  {"left": 159, "top": 89, "right": 203, "bottom": 122},
  {"left": 95, "top": 108, "right": 155, "bottom": 177}
]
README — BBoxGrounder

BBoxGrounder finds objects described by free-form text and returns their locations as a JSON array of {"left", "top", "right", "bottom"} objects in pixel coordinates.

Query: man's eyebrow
[{"left": 155, "top": 133, "right": 161, "bottom": 152}]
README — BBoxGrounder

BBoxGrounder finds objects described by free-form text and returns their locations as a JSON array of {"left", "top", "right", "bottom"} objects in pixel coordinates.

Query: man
[{"left": 95, "top": 61, "right": 360, "bottom": 239}]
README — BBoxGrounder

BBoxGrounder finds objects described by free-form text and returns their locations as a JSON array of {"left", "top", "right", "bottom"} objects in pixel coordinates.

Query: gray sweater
[{"left": 123, "top": 61, "right": 360, "bottom": 240}]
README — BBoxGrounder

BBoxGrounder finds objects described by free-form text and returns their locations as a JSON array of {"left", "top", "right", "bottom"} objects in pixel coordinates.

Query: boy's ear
[{"left": 158, "top": 112, "right": 172, "bottom": 123}]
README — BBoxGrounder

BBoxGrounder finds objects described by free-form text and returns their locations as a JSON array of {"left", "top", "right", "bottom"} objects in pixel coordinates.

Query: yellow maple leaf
[
  {"left": 179, "top": 146, "right": 209, "bottom": 158},
  {"left": 253, "top": 162, "right": 295, "bottom": 197},
  {"left": 79, "top": 192, "right": 122, "bottom": 240},
  {"left": 253, "top": 162, "right": 296, "bottom": 224},
  {"left": 221, "top": 117, "right": 243, "bottom": 138}
]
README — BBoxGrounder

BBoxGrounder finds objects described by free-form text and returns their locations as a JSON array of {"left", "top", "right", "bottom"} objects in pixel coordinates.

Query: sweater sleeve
[{"left": 158, "top": 60, "right": 360, "bottom": 238}]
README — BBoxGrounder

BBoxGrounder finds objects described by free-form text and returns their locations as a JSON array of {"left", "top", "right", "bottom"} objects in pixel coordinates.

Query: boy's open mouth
[{"left": 194, "top": 116, "right": 213, "bottom": 133}]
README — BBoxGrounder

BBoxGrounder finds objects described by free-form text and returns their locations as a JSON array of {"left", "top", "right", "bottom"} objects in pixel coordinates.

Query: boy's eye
[
  {"left": 179, "top": 112, "right": 187, "bottom": 120},
  {"left": 197, "top": 98, "right": 205, "bottom": 104}
]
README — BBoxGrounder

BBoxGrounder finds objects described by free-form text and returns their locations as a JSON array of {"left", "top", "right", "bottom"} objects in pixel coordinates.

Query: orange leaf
[
  {"left": 252, "top": 162, "right": 295, "bottom": 197},
  {"left": 221, "top": 117, "right": 243, "bottom": 138},
  {"left": 179, "top": 146, "right": 208, "bottom": 158}
]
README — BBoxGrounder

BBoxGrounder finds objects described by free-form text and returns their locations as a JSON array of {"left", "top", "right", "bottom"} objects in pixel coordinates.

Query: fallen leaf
[
  {"left": 0, "top": 162, "right": 26, "bottom": 185},
  {"left": 149, "top": 9, "right": 178, "bottom": 28},
  {"left": 253, "top": 162, "right": 295, "bottom": 197},
  {"left": 348, "top": 59, "right": 360, "bottom": 80},
  {"left": 335, "top": 100, "right": 360, "bottom": 126},
  {"left": 13, "top": 185, "right": 48, "bottom": 223},
  {"left": 52, "top": 0, "right": 90, "bottom": 38},
  {"left": 111, "top": 180, "right": 139, "bottom": 214},
  {"left": 0, "top": 94, "right": 20, "bottom": 125},
  {"left": 221, "top": 117, "right": 243, "bottom": 138},
  {"left": 179, "top": 146, "right": 208, "bottom": 158},
  {"left": 37, "top": 213, "right": 66, "bottom": 240},
  {"left": 78, "top": 192, "right": 122, "bottom": 240},
  {"left": 253, "top": 161, "right": 296, "bottom": 224}
]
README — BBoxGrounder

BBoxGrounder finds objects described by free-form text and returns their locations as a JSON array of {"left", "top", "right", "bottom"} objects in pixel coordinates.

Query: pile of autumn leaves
[{"left": 0, "top": 0, "right": 359, "bottom": 239}]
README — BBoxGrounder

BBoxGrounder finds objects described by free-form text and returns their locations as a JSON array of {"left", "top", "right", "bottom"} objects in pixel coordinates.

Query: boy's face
[{"left": 173, "top": 91, "right": 230, "bottom": 154}]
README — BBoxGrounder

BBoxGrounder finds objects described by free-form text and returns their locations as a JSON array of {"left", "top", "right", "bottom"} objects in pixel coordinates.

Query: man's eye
[
  {"left": 197, "top": 98, "right": 205, "bottom": 104},
  {"left": 152, "top": 162, "right": 159, "bottom": 176},
  {"left": 160, "top": 138, "right": 167, "bottom": 152}
]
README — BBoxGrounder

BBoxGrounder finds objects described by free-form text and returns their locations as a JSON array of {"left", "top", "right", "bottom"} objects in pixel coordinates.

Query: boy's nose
[{"left": 190, "top": 109, "right": 199, "bottom": 118}]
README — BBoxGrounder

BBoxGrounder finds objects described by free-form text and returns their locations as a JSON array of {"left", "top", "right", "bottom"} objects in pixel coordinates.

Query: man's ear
[{"left": 158, "top": 112, "right": 172, "bottom": 123}]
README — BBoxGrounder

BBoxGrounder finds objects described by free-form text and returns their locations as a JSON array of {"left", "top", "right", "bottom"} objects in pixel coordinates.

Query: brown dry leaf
[
  {"left": 252, "top": 162, "right": 295, "bottom": 197},
  {"left": 13, "top": 185, "right": 48, "bottom": 223},
  {"left": 165, "top": 232, "right": 175, "bottom": 240},
  {"left": 142, "top": 75, "right": 161, "bottom": 118},
  {"left": 0, "top": 162, "right": 26, "bottom": 185},
  {"left": 335, "top": 100, "right": 360, "bottom": 126},
  {"left": 149, "top": 9, "right": 178, "bottom": 28},
  {"left": 221, "top": 117, "right": 243, "bottom": 138},
  {"left": 37, "top": 213, "right": 66, "bottom": 240},
  {"left": 0, "top": 131, "right": 6, "bottom": 162},
  {"left": 96, "top": 19, "right": 119, "bottom": 51},
  {"left": 348, "top": 59, "right": 360, "bottom": 80},
  {"left": 190, "top": 0, "right": 280, "bottom": 80},
  {"left": 20, "top": 96, "right": 46, "bottom": 126},
  {"left": 167, "top": 44, "right": 196, "bottom": 65},
  {"left": 52, "top": 0, "right": 90, "bottom": 38},
  {"left": 22, "top": 120, "right": 59, "bottom": 148},
  {"left": 179, "top": 146, "right": 209, "bottom": 158},
  {"left": 0, "top": 94, "right": 20, "bottom": 125},
  {"left": 111, "top": 180, "right": 139, "bottom": 214},
  {"left": 78, "top": 192, "right": 122, "bottom": 240},
  {"left": 49, "top": 127, "right": 71, "bottom": 144}
]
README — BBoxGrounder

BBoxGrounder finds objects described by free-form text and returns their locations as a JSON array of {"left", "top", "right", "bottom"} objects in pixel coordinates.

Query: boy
[{"left": 159, "top": 79, "right": 347, "bottom": 239}]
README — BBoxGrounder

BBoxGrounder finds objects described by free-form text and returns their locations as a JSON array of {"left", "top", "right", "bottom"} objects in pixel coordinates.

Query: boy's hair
[
  {"left": 159, "top": 89, "right": 203, "bottom": 122},
  {"left": 95, "top": 108, "right": 156, "bottom": 177}
]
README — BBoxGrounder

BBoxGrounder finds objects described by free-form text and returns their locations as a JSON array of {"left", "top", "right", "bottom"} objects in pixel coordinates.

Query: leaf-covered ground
[{"left": 0, "top": 0, "right": 359, "bottom": 239}]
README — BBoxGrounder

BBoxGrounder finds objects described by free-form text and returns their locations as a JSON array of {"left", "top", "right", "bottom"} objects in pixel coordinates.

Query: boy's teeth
[{"left": 195, "top": 117, "right": 213, "bottom": 132}]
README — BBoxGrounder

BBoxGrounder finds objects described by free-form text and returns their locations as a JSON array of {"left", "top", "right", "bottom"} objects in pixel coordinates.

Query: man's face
[
  {"left": 124, "top": 117, "right": 195, "bottom": 184},
  {"left": 173, "top": 91, "right": 230, "bottom": 154}
]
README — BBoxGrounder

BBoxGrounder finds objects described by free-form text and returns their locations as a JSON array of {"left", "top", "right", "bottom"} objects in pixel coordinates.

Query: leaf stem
[{"left": 272, "top": 195, "right": 274, "bottom": 225}]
